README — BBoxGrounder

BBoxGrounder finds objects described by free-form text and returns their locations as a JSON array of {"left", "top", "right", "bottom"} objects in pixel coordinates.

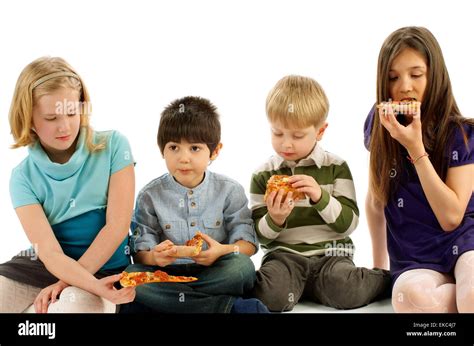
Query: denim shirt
[{"left": 131, "top": 170, "right": 258, "bottom": 264}]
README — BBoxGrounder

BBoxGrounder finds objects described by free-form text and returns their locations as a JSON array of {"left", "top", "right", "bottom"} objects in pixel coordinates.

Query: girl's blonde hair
[
  {"left": 266, "top": 75, "right": 329, "bottom": 128},
  {"left": 9, "top": 56, "right": 105, "bottom": 152}
]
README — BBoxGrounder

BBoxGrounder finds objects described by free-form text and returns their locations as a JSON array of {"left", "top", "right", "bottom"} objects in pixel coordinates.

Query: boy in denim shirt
[{"left": 125, "top": 96, "right": 268, "bottom": 313}]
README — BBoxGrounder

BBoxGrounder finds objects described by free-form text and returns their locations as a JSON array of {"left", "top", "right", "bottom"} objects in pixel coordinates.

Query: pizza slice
[
  {"left": 377, "top": 98, "right": 421, "bottom": 126},
  {"left": 120, "top": 270, "right": 198, "bottom": 287},
  {"left": 264, "top": 175, "right": 305, "bottom": 202},
  {"left": 172, "top": 232, "right": 204, "bottom": 257}
]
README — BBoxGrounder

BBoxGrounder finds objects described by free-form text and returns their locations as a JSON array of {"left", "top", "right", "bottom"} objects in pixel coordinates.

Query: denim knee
[{"left": 219, "top": 253, "right": 256, "bottom": 291}]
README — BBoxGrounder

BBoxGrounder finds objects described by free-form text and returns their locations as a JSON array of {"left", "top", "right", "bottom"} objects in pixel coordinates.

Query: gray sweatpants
[{"left": 253, "top": 250, "right": 391, "bottom": 311}]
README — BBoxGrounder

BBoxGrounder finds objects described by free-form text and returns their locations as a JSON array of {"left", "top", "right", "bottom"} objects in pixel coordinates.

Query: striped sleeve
[{"left": 312, "top": 161, "right": 359, "bottom": 234}]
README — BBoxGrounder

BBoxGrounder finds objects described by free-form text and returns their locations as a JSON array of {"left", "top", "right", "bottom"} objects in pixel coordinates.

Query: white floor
[
  {"left": 23, "top": 299, "right": 394, "bottom": 313},
  {"left": 290, "top": 298, "right": 393, "bottom": 313}
]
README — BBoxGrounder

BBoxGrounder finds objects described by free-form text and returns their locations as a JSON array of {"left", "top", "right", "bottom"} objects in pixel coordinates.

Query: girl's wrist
[
  {"left": 407, "top": 152, "right": 429, "bottom": 165},
  {"left": 407, "top": 144, "right": 429, "bottom": 164},
  {"left": 88, "top": 278, "right": 103, "bottom": 297},
  {"left": 407, "top": 145, "right": 426, "bottom": 160}
]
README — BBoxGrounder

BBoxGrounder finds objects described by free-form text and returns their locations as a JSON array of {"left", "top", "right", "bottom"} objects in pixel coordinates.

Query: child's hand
[
  {"left": 151, "top": 240, "right": 178, "bottom": 267},
  {"left": 378, "top": 103, "right": 425, "bottom": 158},
  {"left": 34, "top": 280, "right": 70, "bottom": 313},
  {"left": 94, "top": 274, "right": 136, "bottom": 305},
  {"left": 266, "top": 189, "right": 295, "bottom": 226},
  {"left": 192, "top": 233, "right": 224, "bottom": 266},
  {"left": 289, "top": 175, "right": 322, "bottom": 203}
]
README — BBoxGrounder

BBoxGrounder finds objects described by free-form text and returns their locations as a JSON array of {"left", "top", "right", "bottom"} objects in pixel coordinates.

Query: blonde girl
[{"left": 0, "top": 57, "right": 136, "bottom": 313}]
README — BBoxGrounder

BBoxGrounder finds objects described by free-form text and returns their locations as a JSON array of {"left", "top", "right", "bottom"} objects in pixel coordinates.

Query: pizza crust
[
  {"left": 173, "top": 245, "right": 201, "bottom": 257},
  {"left": 171, "top": 232, "right": 204, "bottom": 258}
]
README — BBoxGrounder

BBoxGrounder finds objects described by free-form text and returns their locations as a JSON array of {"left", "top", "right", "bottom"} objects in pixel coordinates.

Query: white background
[{"left": 0, "top": 0, "right": 473, "bottom": 268}]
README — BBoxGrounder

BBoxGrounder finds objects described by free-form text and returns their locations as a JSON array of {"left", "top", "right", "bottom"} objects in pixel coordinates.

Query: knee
[
  {"left": 220, "top": 254, "right": 256, "bottom": 289},
  {"left": 0, "top": 275, "right": 10, "bottom": 294},
  {"left": 0, "top": 275, "right": 12, "bottom": 302},
  {"left": 391, "top": 284, "right": 409, "bottom": 312},
  {"left": 321, "top": 274, "right": 369, "bottom": 309},
  {"left": 391, "top": 280, "right": 437, "bottom": 313},
  {"left": 0, "top": 276, "right": 40, "bottom": 313},
  {"left": 253, "top": 271, "right": 297, "bottom": 312},
  {"left": 48, "top": 287, "right": 116, "bottom": 313},
  {"left": 254, "top": 285, "right": 296, "bottom": 312},
  {"left": 392, "top": 283, "right": 424, "bottom": 313},
  {"left": 457, "top": 284, "right": 474, "bottom": 313},
  {"left": 455, "top": 251, "right": 474, "bottom": 312},
  {"left": 235, "top": 254, "right": 256, "bottom": 281},
  {"left": 392, "top": 270, "right": 459, "bottom": 313}
]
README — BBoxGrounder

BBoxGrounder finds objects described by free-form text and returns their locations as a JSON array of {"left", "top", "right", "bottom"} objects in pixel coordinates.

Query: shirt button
[
  {"left": 165, "top": 224, "right": 171, "bottom": 229},
  {"left": 188, "top": 190, "right": 193, "bottom": 195},
  {"left": 215, "top": 221, "right": 221, "bottom": 226},
  {"left": 190, "top": 222, "right": 196, "bottom": 227},
  {"left": 191, "top": 202, "right": 196, "bottom": 208}
]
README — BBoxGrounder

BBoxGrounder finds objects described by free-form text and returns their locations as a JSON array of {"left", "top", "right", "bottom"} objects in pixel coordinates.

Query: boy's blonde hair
[
  {"left": 9, "top": 56, "right": 105, "bottom": 152},
  {"left": 266, "top": 75, "right": 329, "bottom": 128}
]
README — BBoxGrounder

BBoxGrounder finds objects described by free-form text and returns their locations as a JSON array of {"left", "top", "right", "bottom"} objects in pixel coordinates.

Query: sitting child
[
  {"left": 250, "top": 75, "right": 391, "bottom": 311},
  {"left": 124, "top": 96, "right": 268, "bottom": 313},
  {"left": 0, "top": 56, "right": 135, "bottom": 313}
]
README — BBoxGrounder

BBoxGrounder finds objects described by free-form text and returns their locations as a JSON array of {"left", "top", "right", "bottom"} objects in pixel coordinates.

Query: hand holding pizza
[
  {"left": 94, "top": 274, "right": 136, "bottom": 304},
  {"left": 192, "top": 233, "right": 224, "bottom": 266},
  {"left": 151, "top": 240, "right": 178, "bottom": 267},
  {"left": 266, "top": 189, "right": 295, "bottom": 227},
  {"left": 378, "top": 100, "right": 425, "bottom": 157},
  {"left": 288, "top": 175, "right": 322, "bottom": 204}
]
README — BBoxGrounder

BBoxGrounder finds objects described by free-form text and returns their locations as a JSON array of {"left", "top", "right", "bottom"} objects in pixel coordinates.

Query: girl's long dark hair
[{"left": 369, "top": 26, "right": 473, "bottom": 204}]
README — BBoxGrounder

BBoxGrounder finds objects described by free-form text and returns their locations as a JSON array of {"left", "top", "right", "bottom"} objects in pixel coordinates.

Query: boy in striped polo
[{"left": 250, "top": 75, "right": 391, "bottom": 311}]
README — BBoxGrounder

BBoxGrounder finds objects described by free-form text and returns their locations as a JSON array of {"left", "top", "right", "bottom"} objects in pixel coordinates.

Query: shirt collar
[
  {"left": 165, "top": 169, "right": 211, "bottom": 195},
  {"left": 28, "top": 128, "right": 88, "bottom": 181},
  {"left": 273, "top": 143, "right": 325, "bottom": 169}
]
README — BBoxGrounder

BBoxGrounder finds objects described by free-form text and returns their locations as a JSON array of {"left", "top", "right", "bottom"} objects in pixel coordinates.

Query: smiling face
[
  {"left": 270, "top": 121, "right": 327, "bottom": 161},
  {"left": 32, "top": 88, "right": 81, "bottom": 163},
  {"left": 163, "top": 139, "right": 221, "bottom": 188},
  {"left": 388, "top": 48, "right": 428, "bottom": 103}
]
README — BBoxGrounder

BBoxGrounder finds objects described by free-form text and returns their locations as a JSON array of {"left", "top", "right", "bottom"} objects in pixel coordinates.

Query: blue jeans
[{"left": 122, "top": 253, "right": 256, "bottom": 313}]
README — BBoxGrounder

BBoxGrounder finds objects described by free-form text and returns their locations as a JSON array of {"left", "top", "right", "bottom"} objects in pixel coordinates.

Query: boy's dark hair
[{"left": 157, "top": 96, "right": 221, "bottom": 156}]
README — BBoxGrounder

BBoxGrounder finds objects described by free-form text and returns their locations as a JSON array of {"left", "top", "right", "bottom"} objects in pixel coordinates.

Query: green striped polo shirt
[{"left": 250, "top": 143, "right": 359, "bottom": 258}]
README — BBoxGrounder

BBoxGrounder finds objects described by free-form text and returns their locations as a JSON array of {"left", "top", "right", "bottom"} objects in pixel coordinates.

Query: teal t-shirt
[{"left": 9, "top": 128, "right": 134, "bottom": 270}]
